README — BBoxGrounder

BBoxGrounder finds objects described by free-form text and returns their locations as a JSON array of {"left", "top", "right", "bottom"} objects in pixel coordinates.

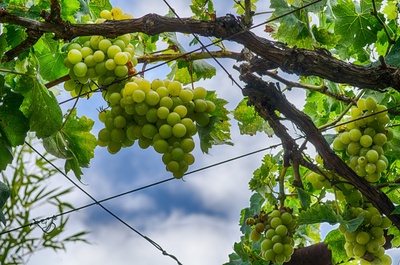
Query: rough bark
[
  {"left": 286, "top": 243, "right": 333, "bottom": 265},
  {"left": 238, "top": 65, "right": 400, "bottom": 230},
  {"left": 0, "top": 10, "right": 399, "bottom": 91}
]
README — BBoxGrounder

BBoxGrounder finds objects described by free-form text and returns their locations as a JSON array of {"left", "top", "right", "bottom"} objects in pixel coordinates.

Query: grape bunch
[
  {"left": 63, "top": 7, "right": 136, "bottom": 98},
  {"left": 306, "top": 171, "right": 332, "bottom": 190},
  {"left": 339, "top": 205, "right": 392, "bottom": 265},
  {"left": 246, "top": 208, "right": 297, "bottom": 263},
  {"left": 333, "top": 97, "right": 393, "bottom": 183},
  {"left": 97, "top": 77, "right": 216, "bottom": 179}
]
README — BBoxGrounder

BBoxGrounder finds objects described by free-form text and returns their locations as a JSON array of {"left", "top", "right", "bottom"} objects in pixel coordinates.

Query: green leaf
[
  {"left": 197, "top": 91, "right": 231, "bottom": 153},
  {"left": 233, "top": 99, "right": 274, "bottom": 137},
  {"left": 60, "top": 109, "right": 97, "bottom": 179},
  {"left": 0, "top": 180, "right": 10, "bottom": 225},
  {"left": 295, "top": 187, "right": 311, "bottom": 210},
  {"left": 249, "top": 154, "right": 278, "bottom": 192},
  {"left": 324, "top": 229, "right": 347, "bottom": 264},
  {"left": 332, "top": 0, "right": 383, "bottom": 52},
  {"left": 239, "top": 208, "right": 253, "bottom": 234},
  {"left": 60, "top": 0, "right": 80, "bottom": 22},
  {"left": 303, "top": 91, "right": 330, "bottom": 127},
  {"left": 388, "top": 225, "right": 400, "bottom": 247},
  {"left": 311, "top": 25, "right": 340, "bottom": 49},
  {"left": 0, "top": 89, "right": 29, "bottom": 147},
  {"left": 35, "top": 34, "right": 69, "bottom": 82},
  {"left": 297, "top": 204, "right": 364, "bottom": 232},
  {"left": 15, "top": 76, "right": 63, "bottom": 138},
  {"left": 392, "top": 205, "right": 400, "bottom": 214},
  {"left": 43, "top": 131, "right": 74, "bottom": 160},
  {"left": 88, "top": 0, "right": 112, "bottom": 19},
  {"left": 172, "top": 60, "right": 217, "bottom": 85},
  {"left": 0, "top": 136, "right": 13, "bottom": 172},
  {"left": 383, "top": 36, "right": 400, "bottom": 67},
  {"left": 249, "top": 192, "right": 265, "bottom": 215}
]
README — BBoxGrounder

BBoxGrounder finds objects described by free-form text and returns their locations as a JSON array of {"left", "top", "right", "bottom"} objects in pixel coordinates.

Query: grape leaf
[
  {"left": 88, "top": 0, "right": 112, "bottom": 19},
  {"left": 311, "top": 25, "right": 340, "bottom": 49},
  {"left": 14, "top": 75, "right": 62, "bottom": 138},
  {"left": 35, "top": 34, "right": 68, "bottom": 82},
  {"left": 61, "top": 109, "right": 96, "bottom": 180},
  {"left": 60, "top": 0, "right": 80, "bottom": 22},
  {"left": 388, "top": 226, "right": 400, "bottom": 247},
  {"left": 303, "top": 91, "right": 330, "bottom": 127},
  {"left": 295, "top": 187, "right": 311, "bottom": 210},
  {"left": 0, "top": 90, "right": 29, "bottom": 147},
  {"left": 0, "top": 135, "right": 12, "bottom": 172},
  {"left": 0, "top": 180, "right": 10, "bottom": 225},
  {"left": 239, "top": 208, "right": 253, "bottom": 234},
  {"left": 382, "top": 36, "right": 400, "bottom": 67},
  {"left": 297, "top": 204, "right": 364, "bottom": 232},
  {"left": 249, "top": 154, "right": 278, "bottom": 192},
  {"left": 172, "top": 60, "right": 216, "bottom": 85},
  {"left": 233, "top": 99, "right": 274, "bottom": 137},
  {"left": 324, "top": 229, "right": 347, "bottom": 264},
  {"left": 332, "top": 0, "right": 383, "bottom": 51}
]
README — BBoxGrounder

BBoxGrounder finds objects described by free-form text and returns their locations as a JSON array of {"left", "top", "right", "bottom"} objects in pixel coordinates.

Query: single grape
[
  {"left": 159, "top": 124, "right": 173, "bottom": 139},
  {"left": 273, "top": 242, "right": 284, "bottom": 254},
  {"left": 132, "top": 90, "right": 146, "bottom": 103},
  {"left": 360, "top": 135, "right": 373, "bottom": 147},
  {"left": 195, "top": 112, "right": 210, "bottom": 127},
  {"left": 357, "top": 98, "right": 367, "bottom": 111},
  {"left": 194, "top": 99, "right": 208, "bottom": 113},
  {"left": 356, "top": 231, "right": 370, "bottom": 245},
  {"left": 114, "top": 52, "right": 129, "bottom": 65},
  {"left": 68, "top": 43, "right": 82, "bottom": 51},
  {"left": 179, "top": 89, "right": 194, "bottom": 103},
  {"left": 365, "top": 97, "right": 377, "bottom": 111},
  {"left": 366, "top": 150, "right": 379, "bottom": 163},
  {"left": 168, "top": 81, "right": 182, "bottom": 96},
  {"left": 110, "top": 128, "right": 125, "bottom": 142},
  {"left": 349, "top": 128, "right": 362, "bottom": 142},
  {"left": 174, "top": 105, "right": 188, "bottom": 118},
  {"left": 193, "top": 87, "right": 207, "bottom": 100},
  {"left": 105, "top": 59, "right": 117, "bottom": 71},
  {"left": 373, "top": 133, "right": 387, "bottom": 146},
  {"left": 111, "top": 6, "right": 123, "bottom": 19},
  {"left": 167, "top": 112, "right": 181, "bottom": 126},
  {"left": 114, "top": 65, "right": 128, "bottom": 77},
  {"left": 135, "top": 102, "right": 149, "bottom": 116},
  {"left": 113, "top": 116, "right": 127, "bottom": 128},
  {"left": 353, "top": 243, "right": 366, "bottom": 257},
  {"left": 145, "top": 90, "right": 160, "bottom": 106},
  {"left": 333, "top": 137, "right": 346, "bottom": 151},
  {"left": 160, "top": 97, "right": 174, "bottom": 109},
  {"left": 68, "top": 49, "right": 82, "bottom": 64},
  {"left": 261, "top": 239, "right": 273, "bottom": 251},
  {"left": 270, "top": 217, "right": 282, "bottom": 229},
  {"left": 107, "top": 141, "right": 122, "bottom": 154},
  {"left": 347, "top": 141, "right": 362, "bottom": 155},
  {"left": 172, "top": 123, "right": 187, "bottom": 138},
  {"left": 275, "top": 225, "right": 288, "bottom": 237},
  {"left": 181, "top": 138, "right": 195, "bottom": 153}
]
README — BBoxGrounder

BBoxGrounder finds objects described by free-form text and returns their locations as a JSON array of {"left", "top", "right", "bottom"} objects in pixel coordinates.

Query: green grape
[
  {"left": 358, "top": 156, "right": 367, "bottom": 166},
  {"left": 108, "top": 92, "right": 121, "bottom": 107},
  {"left": 108, "top": 141, "right": 122, "bottom": 154},
  {"left": 350, "top": 107, "right": 362, "bottom": 119},
  {"left": 373, "top": 133, "right": 387, "bottom": 146},
  {"left": 339, "top": 132, "right": 350, "bottom": 145},
  {"left": 174, "top": 105, "right": 188, "bottom": 118},
  {"left": 64, "top": 79, "right": 77, "bottom": 91},
  {"left": 153, "top": 140, "right": 169, "bottom": 153},
  {"left": 365, "top": 172, "right": 380, "bottom": 182},
  {"left": 181, "top": 138, "right": 195, "bottom": 153},
  {"left": 366, "top": 150, "right": 379, "bottom": 163},
  {"left": 132, "top": 90, "right": 146, "bottom": 103},
  {"left": 63, "top": 57, "right": 74, "bottom": 69},
  {"left": 255, "top": 222, "right": 265, "bottom": 233},
  {"left": 167, "top": 81, "right": 182, "bottom": 96},
  {"left": 263, "top": 249, "right": 275, "bottom": 260},
  {"left": 349, "top": 128, "right": 362, "bottom": 142},
  {"left": 193, "top": 87, "right": 207, "bottom": 100},
  {"left": 159, "top": 124, "right": 173, "bottom": 139},
  {"left": 104, "top": 59, "right": 116, "bottom": 71},
  {"left": 167, "top": 112, "right": 181, "bottom": 126},
  {"left": 68, "top": 49, "right": 83, "bottom": 64},
  {"left": 366, "top": 239, "right": 380, "bottom": 253},
  {"left": 172, "top": 123, "right": 187, "bottom": 138},
  {"left": 171, "top": 147, "right": 184, "bottom": 161},
  {"left": 181, "top": 118, "right": 197, "bottom": 136},
  {"left": 145, "top": 108, "right": 158, "bottom": 123},
  {"left": 98, "top": 39, "right": 112, "bottom": 53},
  {"left": 136, "top": 78, "right": 151, "bottom": 93},
  {"left": 194, "top": 99, "right": 208, "bottom": 113},
  {"left": 95, "top": 61, "right": 107, "bottom": 75},
  {"left": 113, "top": 115, "right": 127, "bottom": 128},
  {"left": 138, "top": 137, "right": 152, "bottom": 149},
  {"left": 151, "top": 78, "right": 164, "bottom": 90},
  {"left": 275, "top": 225, "right": 288, "bottom": 237},
  {"left": 271, "top": 234, "right": 282, "bottom": 243},
  {"left": 380, "top": 254, "right": 392, "bottom": 265},
  {"left": 171, "top": 96, "right": 183, "bottom": 109},
  {"left": 374, "top": 105, "right": 388, "bottom": 117},
  {"left": 345, "top": 231, "right": 357, "bottom": 242},
  {"left": 157, "top": 106, "right": 170, "bottom": 120},
  {"left": 195, "top": 112, "right": 209, "bottom": 127},
  {"left": 386, "top": 129, "right": 394, "bottom": 141},
  {"left": 365, "top": 97, "right": 377, "bottom": 111},
  {"left": 360, "top": 135, "right": 373, "bottom": 147},
  {"left": 347, "top": 141, "right": 362, "bottom": 155},
  {"left": 370, "top": 214, "right": 383, "bottom": 226},
  {"left": 376, "top": 114, "right": 390, "bottom": 125},
  {"left": 98, "top": 128, "right": 111, "bottom": 142},
  {"left": 114, "top": 39, "right": 126, "bottom": 50},
  {"left": 135, "top": 102, "right": 149, "bottom": 116},
  {"left": 72, "top": 62, "right": 87, "bottom": 77},
  {"left": 261, "top": 239, "right": 273, "bottom": 251},
  {"left": 114, "top": 65, "right": 128, "bottom": 77},
  {"left": 114, "top": 52, "right": 129, "bottom": 65},
  {"left": 124, "top": 82, "right": 139, "bottom": 96},
  {"left": 156, "top": 87, "right": 169, "bottom": 98},
  {"left": 270, "top": 217, "right": 282, "bottom": 229},
  {"left": 145, "top": 90, "right": 160, "bottom": 106},
  {"left": 167, "top": 160, "right": 179, "bottom": 172},
  {"left": 183, "top": 153, "right": 195, "bottom": 165},
  {"left": 365, "top": 163, "right": 376, "bottom": 174},
  {"left": 356, "top": 231, "right": 370, "bottom": 245},
  {"left": 280, "top": 212, "right": 292, "bottom": 225},
  {"left": 357, "top": 98, "right": 367, "bottom": 111},
  {"left": 205, "top": 100, "right": 216, "bottom": 113},
  {"left": 80, "top": 46, "right": 93, "bottom": 58},
  {"left": 381, "top": 217, "right": 391, "bottom": 228},
  {"left": 179, "top": 89, "right": 194, "bottom": 103},
  {"left": 283, "top": 244, "right": 294, "bottom": 256},
  {"left": 272, "top": 242, "right": 284, "bottom": 254},
  {"left": 110, "top": 128, "right": 125, "bottom": 142},
  {"left": 90, "top": 35, "right": 104, "bottom": 50},
  {"left": 107, "top": 45, "right": 122, "bottom": 59},
  {"left": 160, "top": 97, "right": 174, "bottom": 109},
  {"left": 353, "top": 243, "right": 366, "bottom": 257},
  {"left": 380, "top": 155, "right": 388, "bottom": 166},
  {"left": 68, "top": 43, "right": 82, "bottom": 51},
  {"left": 333, "top": 137, "right": 346, "bottom": 151}
]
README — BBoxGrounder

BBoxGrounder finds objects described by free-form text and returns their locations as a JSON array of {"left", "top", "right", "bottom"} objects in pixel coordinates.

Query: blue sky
[{"left": 23, "top": 0, "right": 400, "bottom": 264}]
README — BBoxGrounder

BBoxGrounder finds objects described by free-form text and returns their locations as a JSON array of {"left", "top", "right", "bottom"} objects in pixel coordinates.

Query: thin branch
[
  {"left": 264, "top": 70, "right": 356, "bottom": 105},
  {"left": 2, "top": 30, "right": 43, "bottom": 62},
  {"left": 371, "top": 0, "right": 395, "bottom": 45}
]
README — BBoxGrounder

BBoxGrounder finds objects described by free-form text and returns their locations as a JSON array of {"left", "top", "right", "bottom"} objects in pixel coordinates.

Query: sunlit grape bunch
[
  {"left": 333, "top": 97, "right": 393, "bottom": 183},
  {"left": 339, "top": 205, "right": 392, "bottom": 265},
  {"left": 97, "top": 77, "right": 216, "bottom": 179},
  {"left": 63, "top": 7, "right": 136, "bottom": 98},
  {"left": 246, "top": 208, "right": 297, "bottom": 263},
  {"left": 306, "top": 171, "right": 332, "bottom": 190}
]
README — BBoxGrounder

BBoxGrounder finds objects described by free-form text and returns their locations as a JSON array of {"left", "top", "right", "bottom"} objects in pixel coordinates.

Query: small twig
[
  {"left": 45, "top": 74, "right": 70, "bottom": 88},
  {"left": 0, "top": 68, "right": 32, "bottom": 77},
  {"left": 379, "top": 55, "right": 387, "bottom": 69},
  {"left": 189, "top": 61, "right": 194, "bottom": 90},
  {"left": 371, "top": 0, "right": 395, "bottom": 46}
]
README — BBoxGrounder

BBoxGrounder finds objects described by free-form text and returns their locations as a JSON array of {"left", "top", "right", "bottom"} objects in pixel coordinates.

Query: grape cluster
[
  {"left": 333, "top": 97, "right": 393, "bottom": 183},
  {"left": 339, "top": 205, "right": 392, "bottom": 265},
  {"left": 97, "top": 77, "right": 216, "bottom": 179},
  {"left": 63, "top": 7, "right": 136, "bottom": 98},
  {"left": 306, "top": 171, "right": 332, "bottom": 190},
  {"left": 246, "top": 208, "right": 297, "bottom": 263}
]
